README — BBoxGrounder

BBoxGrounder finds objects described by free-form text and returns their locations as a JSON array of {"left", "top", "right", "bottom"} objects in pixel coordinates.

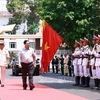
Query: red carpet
[{"left": 0, "top": 79, "right": 88, "bottom": 100}]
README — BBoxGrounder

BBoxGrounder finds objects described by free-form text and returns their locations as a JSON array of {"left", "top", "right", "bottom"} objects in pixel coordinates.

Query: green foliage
[
  {"left": 6, "top": 0, "right": 100, "bottom": 49},
  {"left": 36, "top": 0, "right": 100, "bottom": 48},
  {"left": 6, "top": 0, "right": 39, "bottom": 34}
]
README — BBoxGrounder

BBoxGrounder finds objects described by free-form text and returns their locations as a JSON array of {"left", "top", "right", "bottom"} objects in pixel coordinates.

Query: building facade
[{"left": 0, "top": 0, "right": 42, "bottom": 58}]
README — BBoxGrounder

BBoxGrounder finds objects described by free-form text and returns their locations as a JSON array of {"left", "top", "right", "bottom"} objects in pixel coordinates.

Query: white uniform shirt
[
  {"left": 82, "top": 45, "right": 91, "bottom": 66},
  {"left": 90, "top": 45, "right": 97, "bottom": 66},
  {"left": 77, "top": 47, "right": 83, "bottom": 65},
  {"left": 94, "top": 44, "right": 100, "bottom": 66},
  {"left": 18, "top": 47, "right": 36, "bottom": 64},
  {"left": 72, "top": 47, "right": 80, "bottom": 66},
  {"left": 72, "top": 47, "right": 80, "bottom": 57},
  {"left": 0, "top": 48, "right": 9, "bottom": 66}
]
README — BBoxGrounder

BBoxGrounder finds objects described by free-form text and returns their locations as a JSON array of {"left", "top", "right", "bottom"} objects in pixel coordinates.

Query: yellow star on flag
[{"left": 44, "top": 42, "right": 50, "bottom": 51}]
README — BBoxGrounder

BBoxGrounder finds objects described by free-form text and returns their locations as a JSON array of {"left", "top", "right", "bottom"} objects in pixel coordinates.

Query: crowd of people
[
  {"left": 50, "top": 53, "right": 73, "bottom": 77},
  {"left": 50, "top": 35, "right": 100, "bottom": 90},
  {"left": 1, "top": 35, "right": 100, "bottom": 91},
  {"left": 72, "top": 35, "right": 100, "bottom": 90}
]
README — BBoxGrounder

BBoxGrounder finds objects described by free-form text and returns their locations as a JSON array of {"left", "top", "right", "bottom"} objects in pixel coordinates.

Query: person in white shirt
[
  {"left": 72, "top": 41, "right": 80, "bottom": 86},
  {"left": 82, "top": 38, "right": 91, "bottom": 87},
  {"left": 18, "top": 40, "right": 36, "bottom": 90},
  {"left": 0, "top": 39, "right": 9, "bottom": 87}
]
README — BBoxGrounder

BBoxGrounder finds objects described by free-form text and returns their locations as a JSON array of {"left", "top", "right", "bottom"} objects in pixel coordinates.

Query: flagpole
[{"left": 63, "top": 39, "right": 74, "bottom": 52}]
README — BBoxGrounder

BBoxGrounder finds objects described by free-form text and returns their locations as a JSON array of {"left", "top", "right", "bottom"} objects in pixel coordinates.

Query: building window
[
  {"left": 9, "top": 42, "right": 16, "bottom": 48},
  {"left": 30, "top": 42, "right": 35, "bottom": 48}
]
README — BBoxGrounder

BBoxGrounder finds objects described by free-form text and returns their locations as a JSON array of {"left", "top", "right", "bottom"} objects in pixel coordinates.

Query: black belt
[
  {"left": 83, "top": 57, "right": 88, "bottom": 58},
  {"left": 74, "top": 57, "right": 79, "bottom": 58},
  {"left": 21, "top": 62, "right": 33, "bottom": 65}
]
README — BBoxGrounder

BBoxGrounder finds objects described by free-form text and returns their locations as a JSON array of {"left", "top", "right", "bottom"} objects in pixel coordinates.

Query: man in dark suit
[
  {"left": 60, "top": 54, "right": 64, "bottom": 75},
  {"left": 52, "top": 58, "right": 55, "bottom": 73},
  {"left": 55, "top": 56, "right": 59, "bottom": 74}
]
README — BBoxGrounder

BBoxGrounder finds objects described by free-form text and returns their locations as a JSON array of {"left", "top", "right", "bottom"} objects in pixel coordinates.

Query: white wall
[
  {"left": 4, "top": 39, "right": 35, "bottom": 51},
  {"left": 0, "top": 0, "right": 42, "bottom": 56},
  {"left": 0, "top": 0, "right": 7, "bottom": 12},
  {"left": 0, "top": 16, "right": 10, "bottom": 26}
]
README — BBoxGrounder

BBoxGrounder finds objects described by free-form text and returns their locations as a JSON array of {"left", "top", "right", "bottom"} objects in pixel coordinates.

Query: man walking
[
  {"left": 0, "top": 39, "right": 9, "bottom": 87},
  {"left": 18, "top": 40, "right": 36, "bottom": 90}
]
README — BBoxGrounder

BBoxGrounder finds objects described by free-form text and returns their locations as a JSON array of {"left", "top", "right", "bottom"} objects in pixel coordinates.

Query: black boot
[
  {"left": 73, "top": 76, "right": 80, "bottom": 86},
  {"left": 96, "top": 79, "right": 100, "bottom": 90},
  {"left": 84, "top": 77, "right": 90, "bottom": 87},
  {"left": 87, "top": 77, "right": 90, "bottom": 87},
  {"left": 91, "top": 79, "right": 98, "bottom": 89},
  {"left": 80, "top": 76, "right": 85, "bottom": 87},
  {"left": 77, "top": 76, "right": 80, "bottom": 85}
]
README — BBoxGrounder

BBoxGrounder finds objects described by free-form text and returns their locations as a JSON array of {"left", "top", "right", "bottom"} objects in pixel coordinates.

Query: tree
[
  {"left": 6, "top": 0, "right": 39, "bottom": 34},
  {"left": 36, "top": 0, "right": 100, "bottom": 49}
]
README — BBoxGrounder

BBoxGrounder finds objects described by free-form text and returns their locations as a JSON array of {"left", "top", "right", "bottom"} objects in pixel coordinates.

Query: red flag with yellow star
[{"left": 41, "top": 20, "right": 63, "bottom": 72}]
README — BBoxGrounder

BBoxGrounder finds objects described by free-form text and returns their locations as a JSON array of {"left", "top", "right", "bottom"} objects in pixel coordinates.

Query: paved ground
[{"left": 5, "top": 69, "right": 100, "bottom": 100}]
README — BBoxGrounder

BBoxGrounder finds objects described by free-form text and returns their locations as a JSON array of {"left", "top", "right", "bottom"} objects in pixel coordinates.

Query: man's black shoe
[
  {"left": 1, "top": 84, "right": 4, "bottom": 87},
  {"left": 91, "top": 86, "right": 99, "bottom": 90},
  {"left": 79, "top": 84, "right": 84, "bottom": 87},
  {"left": 30, "top": 85, "right": 35, "bottom": 90},
  {"left": 73, "top": 83, "right": 79, "bottom": 86},
  {"left": 83, "top": 85, "right": 90, "bottom": 87},
  {"left": 23, "top": 87, "right": 27, "bottom": 90}
]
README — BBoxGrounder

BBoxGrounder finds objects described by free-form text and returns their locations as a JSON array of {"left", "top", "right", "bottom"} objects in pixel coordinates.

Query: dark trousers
[
  {"left": 56, "top": 65, "right": 58, "bottom": 74},
  {"left": 21, "top": 62, "right": 34, "bottom": 88},
  {"left": 61, "top": 65, "right": 64, "bottom": 75},
  {"left": 52, "top": 64, "right": 55, "bottom": 73},
  {"left": 48, "top": 65, "right": 50, "bottom": 72},
  {"left": 68, "top": 66, "right": 72, "bottom": 76},
  {"left": 89, "top": 66, "right": 92, "bottom": 77}
]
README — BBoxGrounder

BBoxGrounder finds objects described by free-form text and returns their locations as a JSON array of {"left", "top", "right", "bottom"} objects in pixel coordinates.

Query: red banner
[{"left": 41, "top": 21, "right": 63, "bottom": 72}]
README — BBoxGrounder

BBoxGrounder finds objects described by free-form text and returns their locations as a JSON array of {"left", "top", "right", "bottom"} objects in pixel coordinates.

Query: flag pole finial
[{"left": 40, "top": 20, "right": 46, "bottom": 28}]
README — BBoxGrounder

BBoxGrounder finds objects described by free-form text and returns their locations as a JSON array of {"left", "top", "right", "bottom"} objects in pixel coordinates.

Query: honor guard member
[
  {"left": 18, "top": 40, "right": 36, "bottom": 90},
  {"left": 93, "top": 35, "right": 100, "bottom": 89},
  {"left": 72, "top": 40, "right": 80, "bottom": 86},
  {"left": 82, "top": 38, "right": 91, "bottom": 87},
  {"left": 90, "top": 35, "right": 98, "bottom": 89},
  {"left": 77, "top": 38, "right": 85, "bottom": 87}
]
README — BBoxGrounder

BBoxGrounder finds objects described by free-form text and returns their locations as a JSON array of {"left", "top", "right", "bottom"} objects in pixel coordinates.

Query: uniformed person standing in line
[
  {"left": 90, "top": 35, "right": 98, "bottom": 89},
  {"left": 82, "top": 38, "right": 91, "bottom": 87},
  {"left": 77, "top": 38, "right": 85, "bottom": 87},
  {"left": 72, "top": 41, "right": 80, "bottom": 86},
  {"left": 93, "top": 35, "right": 100, "bottom": 89}
]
